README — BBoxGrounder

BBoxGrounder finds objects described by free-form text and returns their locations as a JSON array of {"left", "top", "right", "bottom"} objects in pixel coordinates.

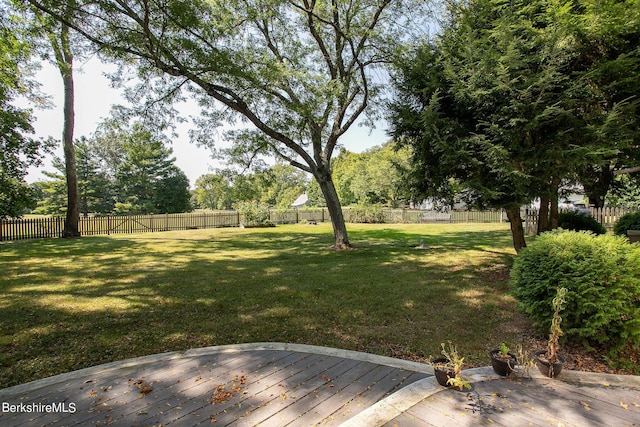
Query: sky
[{"left": 26, "top": 56, "right": 390, "bottom": 188}]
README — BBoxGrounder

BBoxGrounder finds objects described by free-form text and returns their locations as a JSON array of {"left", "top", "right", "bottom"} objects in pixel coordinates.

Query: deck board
[
  {"left": 383, "top": 376, "right": 640, "bottom": 427},
  {"left": 291, "top": 366, "right": 425, "bottom": 427},
  {"left": 197, "top": 353, "right": 348, "bottom": 426},
  {"left": 2, "top": 345, "right": 638, "bottom": 427},
  {"left": 235, "top": 358, "right": 363, "bottom": 427},
  {"left": 0, "top": 349, "right": 429, "bottom": 427}
]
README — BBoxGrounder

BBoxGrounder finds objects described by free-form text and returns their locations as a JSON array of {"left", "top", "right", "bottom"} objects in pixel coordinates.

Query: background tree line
[
  {"left": 30, "top": 139, "right": 414, "bottom": 215},
  {"left": 32, "top": 121, "right": 191, "bottom": 216},
  {"left": 193, "top": 142, "right": 413, "bottom": 211}
]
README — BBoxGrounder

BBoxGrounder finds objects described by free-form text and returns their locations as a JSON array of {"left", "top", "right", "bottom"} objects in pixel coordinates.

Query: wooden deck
[
  {"left": 1, "top": 344, "right": 638, "bottom": 426},
  {"left": 384, "top": 375, "right": 640, "bottom": 427},
  {"left": 0, "top": 346, "right": 428, "bottom": 426}
]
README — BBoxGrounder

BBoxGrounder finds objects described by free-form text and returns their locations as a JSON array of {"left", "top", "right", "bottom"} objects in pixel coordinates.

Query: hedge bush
[
  {"left": 557, "top": 211, "right": 606, "bottom": 234},
  {"left": 511, "top": 230, "right": 640, "bottom": 354},
  {"left": 614, "top": 211, "right": 640, "bottom": 236},
  {"left": 235, "top": 200, "right": 271, "bottom": 226},
  {"left": 345, "top": 204, "right": 386, "bottom": 223}
]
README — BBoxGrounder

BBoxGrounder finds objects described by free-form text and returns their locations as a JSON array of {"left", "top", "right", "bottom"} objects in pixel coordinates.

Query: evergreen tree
[
  {"left": 569, "top": 0, "right": 640, "bottom": 207},
  {"left": 32, "top": 168, "right": 66, "bottom": 215},
  {"left": 154, "top": 168, "right": 192, "bottom": 214},
  {"left": 75, "top": 137, "right": 114, "bottom": 215},
  {"left": 389, "top": 0, "right": 630, "bottom": 252},
  {"left": 115, "top": 125, "right": 188, "bottom": 214}
]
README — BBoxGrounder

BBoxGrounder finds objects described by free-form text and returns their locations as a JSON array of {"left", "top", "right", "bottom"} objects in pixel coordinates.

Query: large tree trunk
[
  {"left": 582, "top": 165, "right": 614, "bottom": 209},
  {"left": 550, "top": 182, "right": 559, "bottom": 230},
  {"left": 58, "top": 24, "right": 80, "bottom": 238},
  {"left": 506, "top": 205, "right": 526, "bottom": 254},
  {"left": 62, "top": 65, "right": 79, "bottom": 236},
  {"left": 314, "top": 166, "right": 350, "bottom": 250},
  {"left": 540, "top": 177, "right": 560, "bottom": 231},
  {"left": 537, "top": 194, "right": 550, "bottom": 234}
]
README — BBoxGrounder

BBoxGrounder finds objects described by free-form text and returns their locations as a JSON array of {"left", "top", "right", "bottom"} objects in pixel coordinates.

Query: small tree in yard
[{"left": 28, "top": 0, "right": 433, "bottom": 249}]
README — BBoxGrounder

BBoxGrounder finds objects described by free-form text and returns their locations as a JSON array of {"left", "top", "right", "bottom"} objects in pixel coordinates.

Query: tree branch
[{"left": 614, "top": 166, "right": 640, "bottom": 175}]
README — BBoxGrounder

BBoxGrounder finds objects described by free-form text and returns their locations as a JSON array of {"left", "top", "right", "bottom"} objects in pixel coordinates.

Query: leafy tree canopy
[
  {"left": 26, "top": 0, "right": 434, "bottom": 248},
  {"left": 0, "top": 2, "right": 53, "bottom": 217},
  {"left": 331, "top": 142, "right": 412, "bottom": 207},
  {"left": 389, "top": 0, "right": 639, "bottom": 252},
  {"left": 193, "top": 163, "right": 308, "bottom": 210}
]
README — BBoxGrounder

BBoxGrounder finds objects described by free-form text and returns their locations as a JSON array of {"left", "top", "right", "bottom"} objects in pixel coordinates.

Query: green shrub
[
  {"left": 235, "top": 200, "right": 271, "bottom": 226},
  {"left": 345, "top": 204, "right": 386, "bottom": 223},
  {"left": 511, "top": 230, "right": 640, "bottom": 354},
  {"left": 613, "top": 211, "right": 640, "bottom": 236},
  {"left": 557, "top": 211, "right": 606, "bottom": 234}
]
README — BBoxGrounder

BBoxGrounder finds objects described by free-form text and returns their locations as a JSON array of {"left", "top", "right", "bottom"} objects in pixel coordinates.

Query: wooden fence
[
  {"left": 1, "top": 208, "right": 507, "bottom": 242},
  {"left": 1, "top": 212, "right": 240, "bottom": 241},
  {"left": 523, "top": 206, "right": 637, "bottom": 235},
  {"left": 4, "top": 207, "right": 636, "bottom": 242}
]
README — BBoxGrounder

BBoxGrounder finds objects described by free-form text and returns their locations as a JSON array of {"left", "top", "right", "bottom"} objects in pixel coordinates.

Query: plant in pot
[
  {"left": 431, "top": 342, "right": 471, "bottom": 391},
  {"left": 512, "top": 344, "right": 536, "bottom": 379},
  {"left": 488, "top": 343, "right": 518, "bottom": 377},
  {"left": 533, "top": 287, "right": 568, "bottom": 378}
]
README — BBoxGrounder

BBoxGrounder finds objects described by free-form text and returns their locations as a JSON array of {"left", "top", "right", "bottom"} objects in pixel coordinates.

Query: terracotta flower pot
[{"left": 533, "top": 350, "right": 566, "bottom": 378}]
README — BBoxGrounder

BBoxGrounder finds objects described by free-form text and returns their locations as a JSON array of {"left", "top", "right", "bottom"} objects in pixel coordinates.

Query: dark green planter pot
[
  {"left": 432, "top": 357, "right": 454, "bottom": 387},
  {"left": 488, "top": 350, "right": 517, "bottom": 376},
  {"left": 533, "top": 350, "right": 566, "bottom": 378}
]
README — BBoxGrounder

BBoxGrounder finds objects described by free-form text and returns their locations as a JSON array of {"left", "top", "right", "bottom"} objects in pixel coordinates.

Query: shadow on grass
[{"left": 0, "top": 224, "right": 523, "bottom": 388}]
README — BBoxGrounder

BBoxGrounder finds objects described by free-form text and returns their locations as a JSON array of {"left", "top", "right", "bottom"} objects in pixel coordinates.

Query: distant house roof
[{"left": 291, "top": 194, "right": 309, "bottom": 208}]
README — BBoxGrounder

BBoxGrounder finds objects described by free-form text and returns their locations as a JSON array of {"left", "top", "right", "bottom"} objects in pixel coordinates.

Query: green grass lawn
[{"left": 1, "top": 222, "right": 527, "bottom": 388}]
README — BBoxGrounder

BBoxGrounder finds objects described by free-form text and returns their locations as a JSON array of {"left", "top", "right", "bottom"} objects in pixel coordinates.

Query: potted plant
[
  {"left": 431, "top": 342, "right": 471, "bottom": 391},
  {"left": 488, "top": 343, "right": 517, "bottom": 376},
  {"left": 512, "top": 344, "right": 536, "bottom": 379},
  {"left": 533, "top": 287, "right": 567, "bottom": 378}
]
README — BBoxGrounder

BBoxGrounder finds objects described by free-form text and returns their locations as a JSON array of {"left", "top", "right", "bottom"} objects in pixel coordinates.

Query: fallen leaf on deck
[{"left": 140, "top": 386, "right": 153, "bottom": 394}]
